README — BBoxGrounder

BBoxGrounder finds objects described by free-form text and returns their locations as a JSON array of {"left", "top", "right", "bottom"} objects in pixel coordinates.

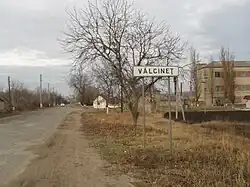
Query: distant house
[
  {"left": 0, "top": 98, "right": 7, "bottom": 111},
  {"left": 93, "top": 96, "right": 107, "bottom": 109}
]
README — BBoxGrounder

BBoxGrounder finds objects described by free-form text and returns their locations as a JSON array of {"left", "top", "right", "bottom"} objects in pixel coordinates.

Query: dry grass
[{"left": 81, "top": 110, "right": 250, "bottom": 187}]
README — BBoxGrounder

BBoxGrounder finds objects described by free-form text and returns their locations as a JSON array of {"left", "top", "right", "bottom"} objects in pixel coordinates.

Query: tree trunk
[
  {"left": 120, "top": 85, "right": 124, "bottom": 113},
  {"left": 131, "top": 109, "right": 139, "bottom": 126},
  {"left": 106, "top": 93, "right": 110, "bottom": 114},
  {"left": 106, "top": 100, "right": 109, "bottom": 114},
  {"left": 128, "top": 99, "right": 139, "bottom": 127},
  {"left": 81, "top": 93, "right": 85, "bottom": 105}
]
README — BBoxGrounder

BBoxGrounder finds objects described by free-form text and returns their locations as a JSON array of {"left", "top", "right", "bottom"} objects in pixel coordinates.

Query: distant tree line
[{"left": 0, "top": 80, "right": 66, "bottom": 112}]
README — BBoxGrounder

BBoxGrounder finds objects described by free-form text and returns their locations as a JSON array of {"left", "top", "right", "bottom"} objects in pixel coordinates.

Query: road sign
[
  {"left": 133, "top": 65, "right": 181, "bottom": 154},
  {"left": 133, "top": 66, "right": 179, "bottom": 77}
]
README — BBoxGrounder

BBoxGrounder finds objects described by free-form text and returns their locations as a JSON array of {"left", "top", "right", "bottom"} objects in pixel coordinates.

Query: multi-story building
[{"left": 198, "top": 61, "right": 250, "bottom": 106}]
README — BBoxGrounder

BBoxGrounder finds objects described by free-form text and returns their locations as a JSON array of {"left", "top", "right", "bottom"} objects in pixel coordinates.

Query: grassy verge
[{"left": 81, "top": 111, "right": 250, "bottom": 187}]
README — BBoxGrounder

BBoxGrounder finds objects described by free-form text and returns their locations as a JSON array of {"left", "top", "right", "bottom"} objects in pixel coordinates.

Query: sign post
[
  {"left": 174, "top": 77, "right": 178, "bottom": 119},
  {"left": 133, "top": 66, "right": 179, "bottom": 152},
  {"left": 142, "top": 78, "right": 146, "bottom": 148},
  {"left": 167, "top": 77, "right": 172, "bottom": 154}
]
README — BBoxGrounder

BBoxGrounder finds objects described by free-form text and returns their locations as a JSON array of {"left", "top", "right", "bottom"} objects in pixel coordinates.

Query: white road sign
[{"left": 133, "top": 66, "right": 179, "bottom": 77}]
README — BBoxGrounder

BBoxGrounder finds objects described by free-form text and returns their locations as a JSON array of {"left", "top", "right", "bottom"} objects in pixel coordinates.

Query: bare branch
[
  {"left": 62, "top": 0, "right": 185, "bottom": 125},
  {"left": 220, "top": 46, "right": 235, "bottom": 104},
  {"left": 190, "top": 47, "right": 201, "bottom": 104}
]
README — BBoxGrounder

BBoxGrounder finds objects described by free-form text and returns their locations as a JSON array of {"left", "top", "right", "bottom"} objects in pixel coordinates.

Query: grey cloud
[
  {"left": 197, "top": 0, "right": 250, "bottom": 60},
  {"left": 0, "top": 0, "right": 192, "bottom": 59},
  {"left": 0, "top": 0, "right": 78, "bottom": 58},
  {"left": 2, "top": 0, "right": 249, "bottom": 93},
  {"left": 134, "top": 0, "right": 193, "bottom": 35},
  {"left": 1, "top": 0, "right": 249, "bottom": 62}
]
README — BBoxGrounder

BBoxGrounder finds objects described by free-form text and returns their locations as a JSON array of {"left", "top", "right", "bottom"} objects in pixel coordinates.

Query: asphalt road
[{"left": 0, "top": 107, "right": 75, "bottom": 185}]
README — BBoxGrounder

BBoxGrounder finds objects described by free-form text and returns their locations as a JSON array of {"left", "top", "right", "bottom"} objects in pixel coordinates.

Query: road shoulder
[{"left": 3, "top": 110, "right": 134, "bottom": 187}]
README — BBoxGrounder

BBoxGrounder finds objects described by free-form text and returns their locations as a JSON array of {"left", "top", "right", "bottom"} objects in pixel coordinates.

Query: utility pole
[
  {"left": 40, "top": 74, "right": 43, "bottom": 108},
  {"left": 8, "top": 76, "right": 12, "bottom": 111},
  {"left": 11, "top": 87, "right": 15, "bottom": 111},
  {"left": 119, "top": 63, "right": 124, "bottom": 113},
  {"left": 180, "top": 82, "right": 183, "bottom": 97},
  {"left": 48, "top": 83, "right": 50, "bottom": 107},
  {"left": 120, "top": 86, "right": 124, "bottom": 112},
  {"left": 52, "top": 88, "right": 56, "bottom": 106},
  {"left": 190, "top": 81, "right": 192, "bottom": 97},
  {"left": 179, "top": 82, "right": 186, "bottom": 121},
  {"left": 204, "top": 83, "right": 207, "bottom": 113}
]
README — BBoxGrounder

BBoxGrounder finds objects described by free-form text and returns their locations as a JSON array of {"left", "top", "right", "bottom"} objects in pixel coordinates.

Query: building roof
[
  {"left": 0, "top": 97, "right": 8, "bottom": 103},
  {"left": 94, "top": 96, "right": 106, "bottom": 102},
  {"left": 204, "top": 61, "right": 250, "bottom": 68}
]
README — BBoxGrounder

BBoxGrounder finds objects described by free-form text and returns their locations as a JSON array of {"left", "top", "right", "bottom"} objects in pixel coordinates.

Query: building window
[
  {"left": 215, "top": 72, "right": 221, "bottom": 77},
  {"left": 240, "top": 72, "right": 247, "bottom": 77},
  {"left": 242, "top": 85, "right": 247, "bottom": 91},
  {"left": 235, "top": 85, "right": 239, "bottom": 91},
  {"left": 215, "top": 86, "right": 220, "bottom": 92},
  {"left": 203, "top": 71, "right": 208, "bottom": 79}
]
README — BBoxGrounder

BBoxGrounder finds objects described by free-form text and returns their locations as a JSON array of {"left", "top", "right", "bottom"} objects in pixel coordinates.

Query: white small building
[{"left": 93, "top": 96, "right": 107, "bottom": 109}]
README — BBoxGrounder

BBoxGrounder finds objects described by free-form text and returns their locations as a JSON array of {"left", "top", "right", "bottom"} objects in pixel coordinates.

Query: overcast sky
[{"left": 0, "top": 0, "right": 249, "bottom": 94}]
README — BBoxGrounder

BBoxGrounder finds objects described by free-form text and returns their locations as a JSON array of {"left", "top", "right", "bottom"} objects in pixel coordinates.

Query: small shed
[
  {"left": 0, "top": 98, "right": 6, "bottom": 111},
  {"left": 93, "top": 96, "right": 107, "bottom": 109}
]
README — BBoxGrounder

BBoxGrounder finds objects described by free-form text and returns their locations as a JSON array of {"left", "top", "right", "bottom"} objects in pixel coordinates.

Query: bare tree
[
  {"left": 69, "top": 64, "right": 99, "bottom": 105},
  {"left": 62, "top": 0, "right": 185, "bottom": 126},
  {"left": 93, "top": 61, "right": 118, "bottom": 113},
  {"left": 11, "top": 80, "right": 25, "bottom": 110},
  {"left": 207, "top": 55, "right": 215, "bottom": 105},
  {"left": 190, "top": 47, "right": 201, "bottom": 105},
  {"left": 220, "top": 46, "right": 235, "bottom": 104},
  {"left": 69, "top": 64, "right": 91, "bottom": 105}
]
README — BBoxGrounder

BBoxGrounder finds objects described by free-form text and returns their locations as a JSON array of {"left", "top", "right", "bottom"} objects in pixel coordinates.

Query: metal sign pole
[
  {"left": 204, "top": 85, "right": 207, "bottom": 113},
  {"left": 168, "top": 77, "right": 172, "bottom": 154},
  {"left": 175, "top": 77, "right": 178, "bottom": 119},
  {"left": 142, "top": 78, "right": 146, "bottom": 149}
]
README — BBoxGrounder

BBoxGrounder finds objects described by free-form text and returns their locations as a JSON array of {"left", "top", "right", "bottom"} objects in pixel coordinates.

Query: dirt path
[{"left": 3, "top": 111, "right": 134, "bottom": 187}]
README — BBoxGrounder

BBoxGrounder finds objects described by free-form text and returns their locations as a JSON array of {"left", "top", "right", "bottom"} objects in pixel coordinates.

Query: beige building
[{"left": 198, "top": 61, "right": 250, "bottom": 106}]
